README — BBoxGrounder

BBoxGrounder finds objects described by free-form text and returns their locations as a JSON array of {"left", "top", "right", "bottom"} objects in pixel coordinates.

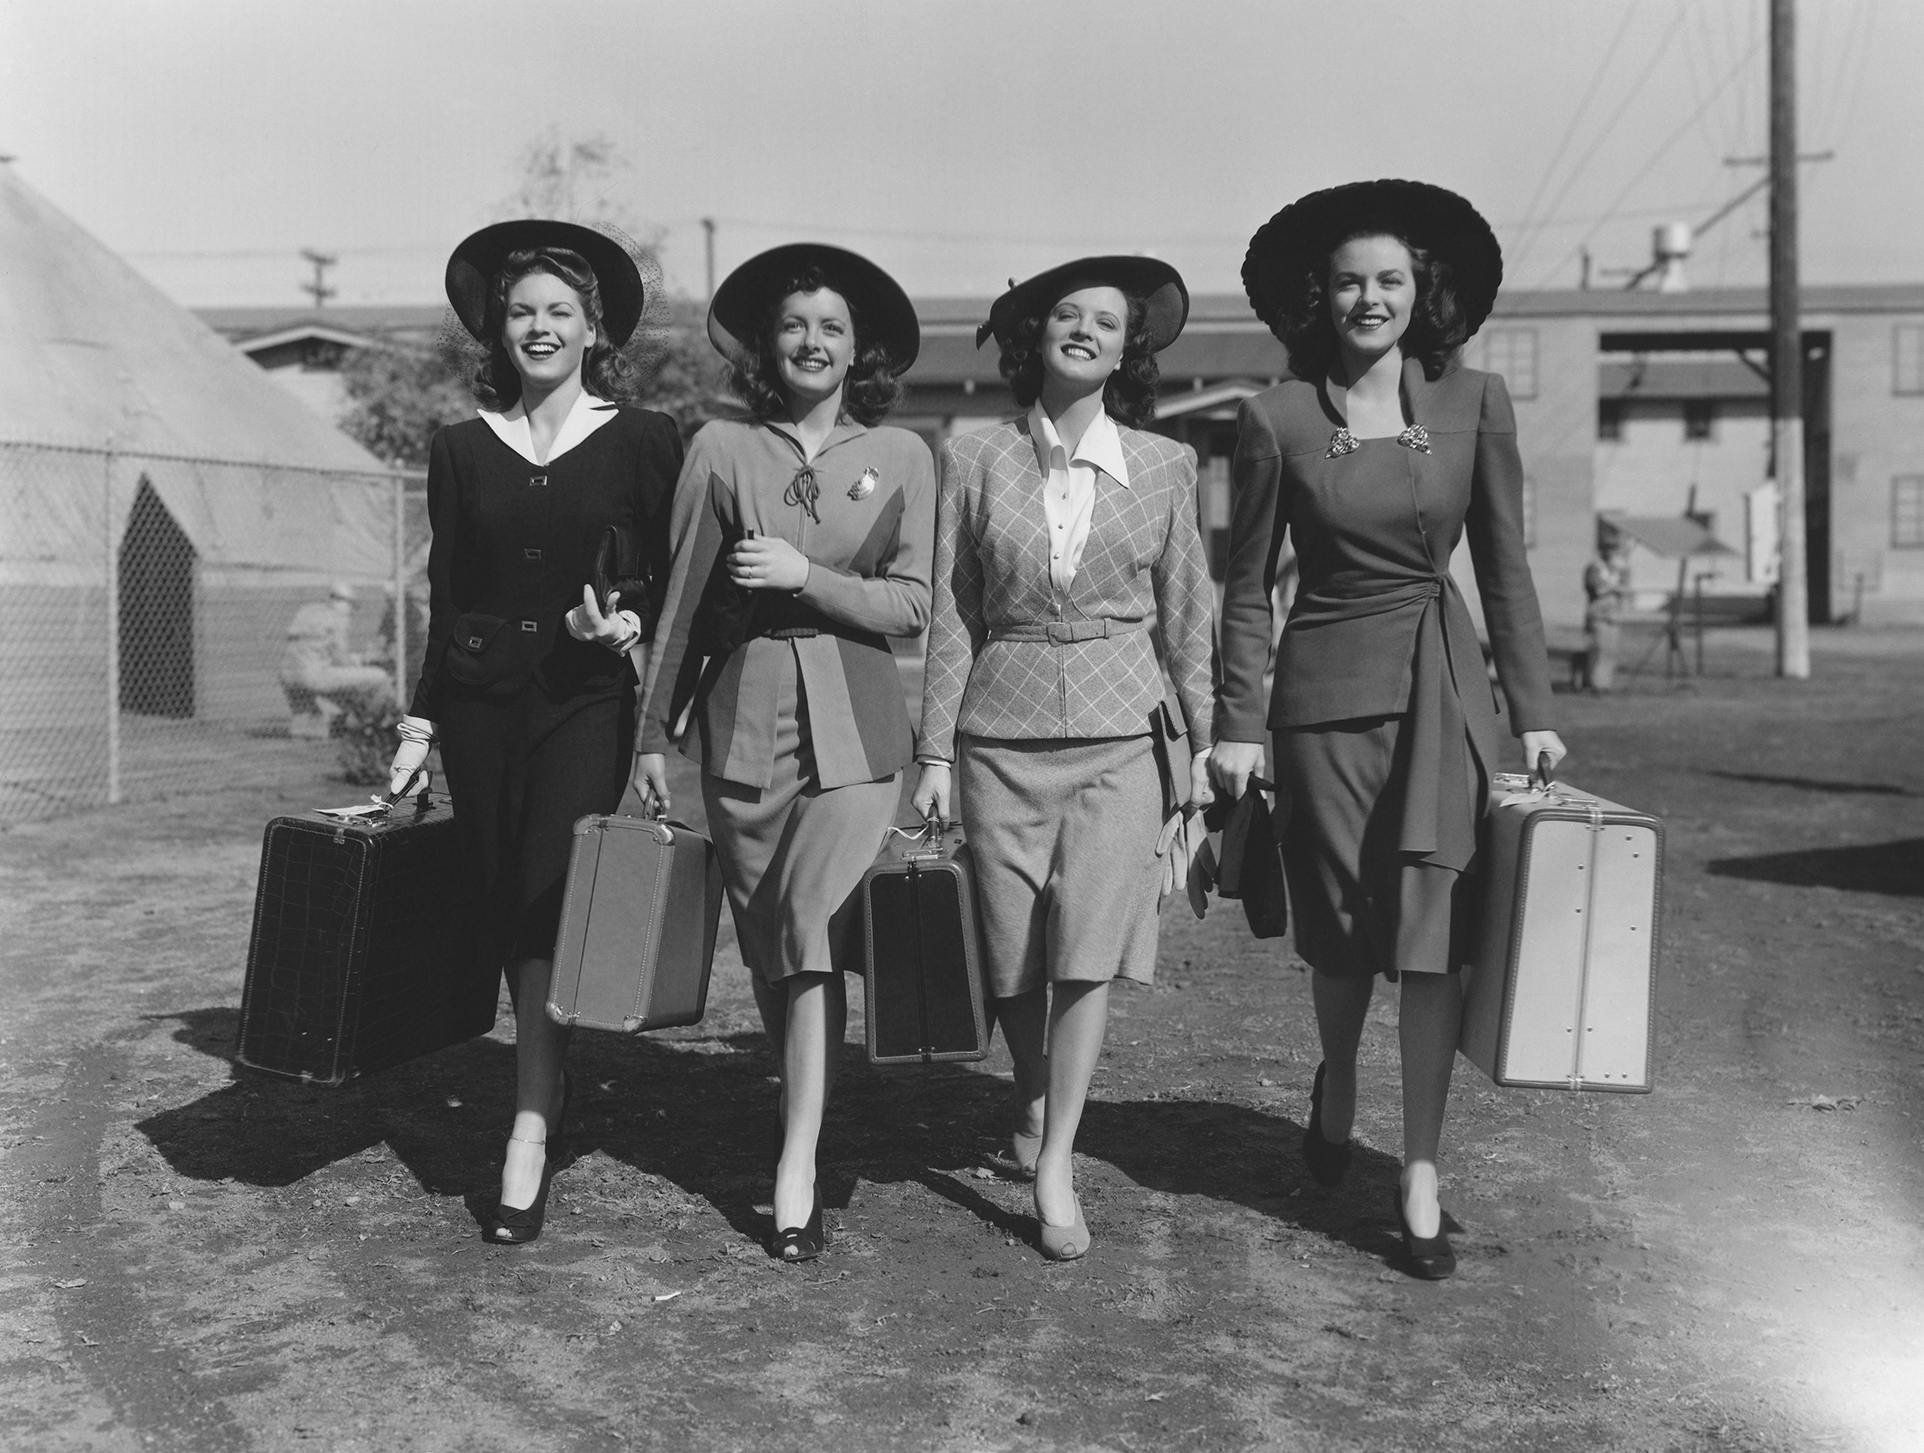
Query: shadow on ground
[{"left": 1705, "top": 837, "right": 1924, "bottom": 897}]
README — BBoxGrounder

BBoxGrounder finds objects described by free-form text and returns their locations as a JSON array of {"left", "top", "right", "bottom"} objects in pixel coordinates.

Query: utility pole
[
  {"left": 300, "top": 249, "right": 338, "bottom": 310},
  {"left": 701, "top": 218, "right": 716, "bottom": 301},
  {"left": 1769, "top": 0, "right": 1809, "bottom": 677}
]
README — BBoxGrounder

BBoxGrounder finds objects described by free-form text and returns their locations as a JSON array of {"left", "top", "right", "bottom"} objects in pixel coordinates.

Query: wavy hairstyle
[
  {"left": 472, "top": 247, "right": 640, "bottom": 409},
  {"left": 727, "top": 264, "right": 905, "bottom": 426},
  {"left": 1276, "top": 230, "right": 1469, "bottom": 383},
  {"left": 997, "top": 290, "right": 1161, "bottom": 428}
]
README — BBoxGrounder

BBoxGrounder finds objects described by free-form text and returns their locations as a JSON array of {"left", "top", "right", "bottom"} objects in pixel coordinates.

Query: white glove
[
  {"left": 388, "top": 715, "right": 435, "bottom": 796},
  {"left": 1156, "top": 805, "right": 1200, "bottom": 908},
  {"left": 565, "top": 585, "right": 642, "bottom": 653}
]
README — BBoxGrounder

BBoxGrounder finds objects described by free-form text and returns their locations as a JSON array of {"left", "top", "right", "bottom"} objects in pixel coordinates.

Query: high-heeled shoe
[
  {"left": 771, "top": 1187, "right": 825, "bottom": 1263},
  {"left": 1034, "top": 1186, "right": 1089, "bottom": 1262},
  {"left": 1392, "top": 1187, "right": 1456, "bottom": 1280},
  {"left": 1302, "top": 1062, "right": 1352, "bottom": 1187},
  {"left": 487, "top": 1073, "right": 571, "bottom": 1246}
]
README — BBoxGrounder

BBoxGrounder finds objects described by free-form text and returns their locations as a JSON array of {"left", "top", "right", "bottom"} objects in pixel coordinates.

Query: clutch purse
[{"left": 591, "top": 523, "right": 652, "bottom": 633}]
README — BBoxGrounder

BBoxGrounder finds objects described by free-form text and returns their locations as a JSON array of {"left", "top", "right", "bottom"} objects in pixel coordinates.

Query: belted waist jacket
[
  {"left": 918, "top": 417, "right": 1217, "bottom": 760},
  {"left": 1215, "top": 360, "right": 1557, "bottom": 869},
  {"left": 410, "top": 407, "right": 683, "bottom": 719},
  {"left": 638, "top": 418, "right": 935, "bottom": 790}
]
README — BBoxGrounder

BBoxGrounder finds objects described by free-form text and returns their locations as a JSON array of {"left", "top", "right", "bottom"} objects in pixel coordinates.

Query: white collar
[
  {"left": 1027, "top": 401, "right": 1131, "bottom": 489},
  {"left": 478, "top": 392, "right": 619, "bottom": 466}
]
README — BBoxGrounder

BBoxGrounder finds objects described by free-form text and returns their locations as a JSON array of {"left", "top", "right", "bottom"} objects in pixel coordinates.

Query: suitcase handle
[
  {"left": 890, "top": 818, "right": 956, "bottom": 861},
  {"left": 1535, "top": 752, "right": 1554, "bottom": 791},
  {"left": 376, "top": 768, "right": 432, "bottom": 813}
]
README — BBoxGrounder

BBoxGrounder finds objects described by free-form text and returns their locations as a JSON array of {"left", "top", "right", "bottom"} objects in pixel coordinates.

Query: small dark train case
[
  {"left": 239, "top": 785, "right": 494, "bottom": 1085},
  {"left": 857, "top": 821, "right": 990, "bottom": 1065},
  {"left": 546, "top": 813, "right": 724, "bottom": 1033}
]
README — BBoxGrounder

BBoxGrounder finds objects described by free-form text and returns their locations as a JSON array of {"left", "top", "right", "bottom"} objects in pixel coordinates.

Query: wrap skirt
[
  {"left": 702, "top": 647, "right": 899, "bottom": 984},
  {"left": 957, "top": 733, "right": 1165, "bottom": 999},
  {"left": 1274, "top": 714, "right": 1479, "bottom": 980}
]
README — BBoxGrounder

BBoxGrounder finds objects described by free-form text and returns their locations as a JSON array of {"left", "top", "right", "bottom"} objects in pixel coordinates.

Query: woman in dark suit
[
  {"left": 913, "top": 257, "right": 1216, "bottom": 1261},
  {"left": 388, "top": 220, "right": 683, "bottom": 1244},
  {"left": 636, "top": 244, "right": 932, "bottom": 1261},
  {"left": 1211, "top": 182, "right": 1566, "bottom": 1278}
]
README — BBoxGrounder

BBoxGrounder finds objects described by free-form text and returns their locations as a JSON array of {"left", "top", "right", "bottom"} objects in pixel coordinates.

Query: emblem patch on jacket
[{"left": 848, "top": 467, "right": 878, "bottom": 501}]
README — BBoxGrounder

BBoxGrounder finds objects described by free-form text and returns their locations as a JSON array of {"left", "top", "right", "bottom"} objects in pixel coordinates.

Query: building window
[
  {"left": 1483, "top": 327, "right": 1538, "bottom": 399},
  {"left": 1895, "top": 324, "right": 1924, "bottom": 395},
  {"left": 1894, "top": 476, "right": 1924, "bottom": 548},
  {"left": 1683, "top": 399, "right": 1716, "bottom": 441},
  {"left": 1597, "top": 399, "right": 1624, "bottom": 441},
  {"left": 1521, "top": 476, "right": 1538, "bottom": 548}
]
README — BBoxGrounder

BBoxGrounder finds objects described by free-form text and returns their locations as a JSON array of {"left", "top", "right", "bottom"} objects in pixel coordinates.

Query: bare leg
[
  {"left": 1397, "top": 970, "right": 1463, "bottom": 1238},
  {"left": 1033, "top": 981, "right": 1109, "bottom": 1227},
  {"left": 500, "top": 956, "right": 569, "bottom": 1214},
  {"left": 774, "top": 971, "right": 845, "bottom": 1230},
  {"left": 1309, "top": 970, "right": 1374, "bottom": 1144},
  {"left": 994, "top": 988, "right": 1049, "bottom": 1142}
]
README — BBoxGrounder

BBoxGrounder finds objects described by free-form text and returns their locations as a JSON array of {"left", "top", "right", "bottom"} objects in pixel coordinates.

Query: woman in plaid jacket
[{"left": 913, "top": 256, "right": 1216, "bottom": 1261}]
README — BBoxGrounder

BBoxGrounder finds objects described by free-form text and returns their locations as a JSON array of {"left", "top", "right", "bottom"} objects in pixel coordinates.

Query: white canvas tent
[{"left": 0, "top": 163, "right": 408, "bottom": 818}]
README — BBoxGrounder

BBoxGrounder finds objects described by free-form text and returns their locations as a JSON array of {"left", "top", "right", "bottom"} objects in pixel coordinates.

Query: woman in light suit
[
  {"left": 913, "top": 256, "right": 1216, "bottom": 1261},
  {"left": 637, "top": 244, "right": 932, "bottom": 1261}
]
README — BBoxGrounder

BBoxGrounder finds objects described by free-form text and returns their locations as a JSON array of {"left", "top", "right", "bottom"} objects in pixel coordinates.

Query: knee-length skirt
[
  {"left": 957, "top": 733, "right": 1165, "bottom": 999},
  {"left": 1274, "top": 714, "right": 1479, "bottom": 980},
  {"left": 701, "top": 648, "right": 900, "bottom": 985},
  {"left": 437, "top": 686, "right": 634, "bottom": 965}
]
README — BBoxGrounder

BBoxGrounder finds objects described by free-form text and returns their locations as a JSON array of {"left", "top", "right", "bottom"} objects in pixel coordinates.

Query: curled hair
[
  {"left": 997, "top": 291, "right": 1161, "bottom": 428},
  {"left": 472, "top": 247, "right": 640, "bottom": 409},
  {"left": 1275, "top": 231, "right": 1469, "bottom": 383},
  {"left": 727, "top": 264, "right": 905, "bottom": 426}
]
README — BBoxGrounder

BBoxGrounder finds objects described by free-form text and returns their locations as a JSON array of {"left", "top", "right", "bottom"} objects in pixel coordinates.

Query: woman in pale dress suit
[
  {"left": 637, "top": 244, "right": 932, "bottom": 1261},
  {"left": 1211, "top": 181, "right": 1567, "bottom": 1277},
  {"left": 914, "top": 256, "right": 1216, "bottom": 1260}
]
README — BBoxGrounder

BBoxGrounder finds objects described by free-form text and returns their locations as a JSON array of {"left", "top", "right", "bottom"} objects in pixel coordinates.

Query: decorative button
[
  {"left": 529, "top": 473, "right": 548, "bottom": 487},
  {"left": 519, "top": 620, "right": 538, "bottom": 633},
  {"left": 524, "top": 548, "right": 542, "bottom": 560}
]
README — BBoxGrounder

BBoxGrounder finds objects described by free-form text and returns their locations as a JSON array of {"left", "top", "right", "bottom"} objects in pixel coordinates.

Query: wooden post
[
  {"left": 104, "top": 447, "right": 121, "bottom": 805},
  {"left": 1770, "top": 0, "right": 1810, "bottom": 677}
]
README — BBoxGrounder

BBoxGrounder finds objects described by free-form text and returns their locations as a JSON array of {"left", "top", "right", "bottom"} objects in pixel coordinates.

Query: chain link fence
[{"left": 0, "top": 440, "right": 428, "bottom": 823}]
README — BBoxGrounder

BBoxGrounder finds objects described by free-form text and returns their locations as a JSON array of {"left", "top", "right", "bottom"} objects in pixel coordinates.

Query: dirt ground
[{"left": 3, "top": 633, "right": 1921, "bottom": 1453}]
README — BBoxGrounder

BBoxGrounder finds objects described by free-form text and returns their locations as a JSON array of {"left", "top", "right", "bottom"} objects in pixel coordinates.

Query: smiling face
[
  {"left": 1327, "top": 234, "right": 1417, "bottom": 367},
  {"left": 501, "top": 270, "right": 595, "bottom": 392},
  {"left": 1039, "top": 285, "right": 1130, "bottom": 397},
  {"left": 772, "top": 288, "right": 855, "bottom": 407}
]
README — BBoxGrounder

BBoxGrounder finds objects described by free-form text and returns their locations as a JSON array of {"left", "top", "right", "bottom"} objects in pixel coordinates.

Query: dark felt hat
[
  {"left": 976, "top": 255, "right": 1189, "bottom": 352},
  {"left": 707, "top": 243, "right": 920, "bottom": 371},
  {"left": 1241, "top": 180, "right": 1503, "bottom": 339},
  {"left": 445, "top": 219, "right": 647, "bottom": 347}
]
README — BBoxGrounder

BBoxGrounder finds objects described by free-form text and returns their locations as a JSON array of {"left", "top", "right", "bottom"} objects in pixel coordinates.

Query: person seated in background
[
  {"left": 279, "top": 582, "right": 393, "bottom": 737},
  {"left": 1581, "top": 534, "right": 1631, "bottom": 692}
]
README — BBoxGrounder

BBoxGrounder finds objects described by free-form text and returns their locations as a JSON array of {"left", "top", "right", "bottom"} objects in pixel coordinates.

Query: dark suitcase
[
  {"left": 238, "top": 786, "right": 494, "bottom": 1085},
  {"left": 546, "top": 814, "right": 723, "bottom": 1033},
  {"left": 858, "top": 821, "right": 990, "bottom": 1065}
]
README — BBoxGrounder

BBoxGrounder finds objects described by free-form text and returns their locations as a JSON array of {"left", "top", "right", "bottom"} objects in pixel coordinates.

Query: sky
[{"left": 0, "top": 0, "right": 1911, "bottom": 311}]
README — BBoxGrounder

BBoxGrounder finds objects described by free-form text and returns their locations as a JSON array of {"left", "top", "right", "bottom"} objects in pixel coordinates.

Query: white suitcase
[{"left": 1459, "top": 773, "right": 1663, "bottom": 1092}]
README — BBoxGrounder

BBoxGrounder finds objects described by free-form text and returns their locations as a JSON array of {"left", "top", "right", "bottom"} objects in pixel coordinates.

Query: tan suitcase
[
  {"left": 546, "top": 814, "right": 723, "bottom": 1033},
  {"left": 1459, "top": 773, "right": 1663, "bottom": 1093}
]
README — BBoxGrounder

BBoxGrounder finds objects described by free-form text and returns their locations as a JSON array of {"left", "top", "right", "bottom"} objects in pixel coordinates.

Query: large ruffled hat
[
  {"left": 438, "top": 218, "right": 673, "bottom": 379},
  {"left": 976, "top": 255, "right": 1188, "bottom": 352},
  {"left": 707, "top": 243, "right": 920, "bottom": 371},
  {"left": 1241, "top": 180, "right": 1503, "bottom": 339}
]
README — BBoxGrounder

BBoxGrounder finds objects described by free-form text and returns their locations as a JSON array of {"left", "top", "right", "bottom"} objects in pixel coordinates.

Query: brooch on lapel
[
  {"left": 1326, "top": 429, "right": 1358, "bottom": 458},
  {"left": 1397, "top": 424, "right": 1431, "bottom": 454},
  {"left": 848, "top": 467, "right": 879, "bottom": 501}
]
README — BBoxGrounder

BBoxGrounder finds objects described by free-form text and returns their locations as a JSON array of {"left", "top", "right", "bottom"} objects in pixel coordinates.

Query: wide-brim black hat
[
  {"left": 445, "top": 219, "right": 647, "bottom": 346},
  {"left": 1242, "top": 180, "right": 1503, "bottom": 339},
  {"left": 976, "top": 255, "right": 1189, "bottom": 352},
  {"left": 708, "top": 243, "right": 920, "bottom": 372}
]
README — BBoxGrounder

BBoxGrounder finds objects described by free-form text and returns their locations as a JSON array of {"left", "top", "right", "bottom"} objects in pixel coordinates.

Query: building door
[{"left": 118, "top": 477, "right": 197, "bottom": 718}]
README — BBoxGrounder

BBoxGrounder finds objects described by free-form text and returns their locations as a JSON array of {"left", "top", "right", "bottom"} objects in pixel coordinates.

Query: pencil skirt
[
  {"left": 1273, "top": 714, "right": 1477, "bottom": 981},
  {"left": 702, "top": 649, "right": 900, "bottom": 985},
  {"left": 437, "top": 686, "right": 633, "bottom": 965},
  {"left": 956, "top": 733, "right": 1165, "bottom": 999}
]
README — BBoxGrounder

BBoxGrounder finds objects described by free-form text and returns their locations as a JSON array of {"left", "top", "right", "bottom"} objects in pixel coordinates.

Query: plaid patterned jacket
[{"left": 918, "top": 416, "right": 1216, "bottom": 761}]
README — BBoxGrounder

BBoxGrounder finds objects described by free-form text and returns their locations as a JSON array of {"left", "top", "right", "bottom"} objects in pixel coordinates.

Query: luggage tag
[{"left": 316, "top": 768, "right": 433, "bottom": 822}]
